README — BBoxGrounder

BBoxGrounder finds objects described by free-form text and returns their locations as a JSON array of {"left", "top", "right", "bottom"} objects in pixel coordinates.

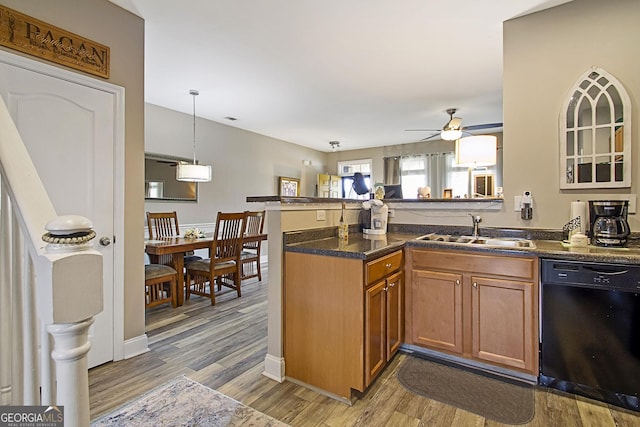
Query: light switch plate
[
  {"left": 514, "top": 196, "right": 522, "bottom": 211},
  {"left": 316, "top": 210, "right": 326, "bottom": 221}
]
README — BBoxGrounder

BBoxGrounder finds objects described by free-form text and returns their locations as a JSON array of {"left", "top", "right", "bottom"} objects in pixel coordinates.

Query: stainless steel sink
[
  {"left": 416, "top": 233, "right": 476, "bottom": 244},
  {"left": 471, "top": 237, "right": 536, "bottom": 248},
  {"left": 415, "top": 233, "right": 535, "bottom": 249}
]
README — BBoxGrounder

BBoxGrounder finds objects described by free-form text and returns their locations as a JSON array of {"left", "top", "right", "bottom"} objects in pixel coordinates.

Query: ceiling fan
[{"left": 406, "top": 108, "right": 503, "bottom": 141}]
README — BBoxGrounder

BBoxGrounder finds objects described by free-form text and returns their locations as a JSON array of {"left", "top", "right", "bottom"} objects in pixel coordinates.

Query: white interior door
[{"left": 0, "top": 57, "right": 118, "bottom": 368}]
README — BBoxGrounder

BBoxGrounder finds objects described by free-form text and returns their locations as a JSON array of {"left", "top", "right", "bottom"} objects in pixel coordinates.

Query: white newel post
[
  {"left": 47, "top": 319, "right": 94, "bottom": 426},
  {"left": 40, "top": 215, "right": 103, "bottom": 427}
]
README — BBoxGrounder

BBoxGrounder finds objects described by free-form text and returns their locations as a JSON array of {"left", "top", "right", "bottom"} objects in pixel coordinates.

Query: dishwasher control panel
[{"left": 541, "top": 259, "right": 640, "bottom": 292}]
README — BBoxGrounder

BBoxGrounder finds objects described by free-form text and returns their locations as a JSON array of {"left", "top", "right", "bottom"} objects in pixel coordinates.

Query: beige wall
[
  {"left": 144, "top": 103, "right": 329, "bottom": 224},
  {"left": 0, "top": 0, "right": 146, "bottom": 341},
  {"left": 503, "top": 0, "right": 640, "bottom": 230}
]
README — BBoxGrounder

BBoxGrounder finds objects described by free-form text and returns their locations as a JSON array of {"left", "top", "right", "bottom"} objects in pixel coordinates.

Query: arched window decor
[{"left": 559, "top": 67, "right": 631, "bottom": 189}]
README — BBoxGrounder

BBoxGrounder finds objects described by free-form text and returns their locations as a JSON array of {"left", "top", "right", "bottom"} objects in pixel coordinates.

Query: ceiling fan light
[
  {"left": 176, "top": 163, "right": 212, "bottom": 182},
  {"left": 441, "top": 129, "right": 462, "bottom": 141}
]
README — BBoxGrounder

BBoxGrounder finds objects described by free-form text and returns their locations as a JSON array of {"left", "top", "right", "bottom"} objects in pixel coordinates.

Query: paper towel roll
[{"left": 570, "top": 201, "right": 587, "bottom": 234}]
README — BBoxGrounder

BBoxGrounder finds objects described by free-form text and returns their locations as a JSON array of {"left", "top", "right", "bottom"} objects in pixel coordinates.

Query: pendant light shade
[
  {"left": 176, "top": 89, "right": 212, "bottom": 182},
  {"left": 176, "top": 163, "right": 212, "bottom": 182},
  {"left": 455, "top": 135, "right": 497, "bottom": 167}
]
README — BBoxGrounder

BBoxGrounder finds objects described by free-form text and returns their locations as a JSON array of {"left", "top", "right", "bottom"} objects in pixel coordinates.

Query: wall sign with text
[{"left": 0, "top": 5, "right": 110, "bottom": 79}]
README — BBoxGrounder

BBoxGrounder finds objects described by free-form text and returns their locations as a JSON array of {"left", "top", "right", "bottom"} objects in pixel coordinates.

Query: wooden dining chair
[
  {"left": 144, "top": 264, "right": 178, "bottom": 308},
  {"left": 241, "top": 210, "right": 265, "bottom": 281},
  {"left": 146, "top": 211, "right": 202, "bottom": 265},
  {"left": 185, "top": 212, "right": 247, "bottom": 305}
]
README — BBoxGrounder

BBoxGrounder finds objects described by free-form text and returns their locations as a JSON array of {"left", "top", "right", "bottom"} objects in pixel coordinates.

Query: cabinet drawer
[
  {"left": 366, "top": 250, "right": 403, "bottom": 285},
  {"left": 411, "top": 249, "right": 535, "bottom": 280}
]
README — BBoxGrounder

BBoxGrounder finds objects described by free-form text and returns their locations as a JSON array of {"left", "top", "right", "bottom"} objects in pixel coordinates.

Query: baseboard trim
[
  {"left": 123, "top": 334, "right": 149, "bottom": 359},
  {"left": 262, "top": 353, "right": 285, "bottom": 383}
]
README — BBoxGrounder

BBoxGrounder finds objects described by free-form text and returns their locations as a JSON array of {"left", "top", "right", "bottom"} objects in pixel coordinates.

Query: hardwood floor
[{"left": 89, "top": 267, "right": 639, "bottom": 426}]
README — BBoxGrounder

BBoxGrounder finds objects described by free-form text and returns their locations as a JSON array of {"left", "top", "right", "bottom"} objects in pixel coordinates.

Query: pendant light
[
  {"left": 455, "top": 135, "right": 497, "bottom": 167},
  {"left": 176, "top": 89, "right": 212, "bottom": 182}
]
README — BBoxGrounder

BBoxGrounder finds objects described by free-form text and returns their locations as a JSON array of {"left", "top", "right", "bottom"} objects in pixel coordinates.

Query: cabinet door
[
  {"left": 386, "top": 272, "right": 403, "bottom": 361},
  {"left": 365, "top": 280, "right": 386, "bottom": 386},
  {"left": 471, "top": 276, "right": 535, "bottom": 372},
  {"left": 411, "top": 269, "right": 463, "bottom": 354}
]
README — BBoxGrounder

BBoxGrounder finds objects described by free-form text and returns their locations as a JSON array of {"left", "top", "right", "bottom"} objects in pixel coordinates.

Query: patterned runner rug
[
  {"left": 91, "top": 376, "right": 288, "bottom": 426},
  {"left": 398, "top": 354, "right": 535, "bottom": 425}
]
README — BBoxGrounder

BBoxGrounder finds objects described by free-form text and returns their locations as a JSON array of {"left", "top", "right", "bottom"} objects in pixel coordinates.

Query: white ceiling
[{"left": 110, "top": 0, "right": 571, "bottom": 152}]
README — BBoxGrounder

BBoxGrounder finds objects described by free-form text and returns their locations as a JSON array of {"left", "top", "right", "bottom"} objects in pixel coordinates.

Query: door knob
[{"left": 99, "top": 236, "right": 112, "bottom": 246}]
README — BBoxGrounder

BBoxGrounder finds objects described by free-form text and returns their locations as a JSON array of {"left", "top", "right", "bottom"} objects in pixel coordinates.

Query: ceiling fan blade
[
  {"left": 463, "top": 122, "right": 503, "bottom": 131},
  {"left": 418, "top": 133, "right": 441, "bottom": 142}
]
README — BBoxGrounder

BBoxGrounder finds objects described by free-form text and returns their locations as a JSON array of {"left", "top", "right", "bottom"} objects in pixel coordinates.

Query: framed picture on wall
[{"left": 279, "top": 176, "right": 300, "bottom": 196}]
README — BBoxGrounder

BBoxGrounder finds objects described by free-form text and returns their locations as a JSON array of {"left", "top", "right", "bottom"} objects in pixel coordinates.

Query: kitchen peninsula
[{"left": 247, "top": 196, "right": 508, "bottom": 398}]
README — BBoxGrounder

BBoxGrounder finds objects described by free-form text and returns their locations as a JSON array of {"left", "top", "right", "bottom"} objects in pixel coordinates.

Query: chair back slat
[
  {"left": 243, "top": 211, "right": 265, "bottom": 250},
  {"left": 147, "top": 211, "right": 180, "bottom": 239},
  {"left": 213, "top": 212, "right": 246, "bottom": 262}
]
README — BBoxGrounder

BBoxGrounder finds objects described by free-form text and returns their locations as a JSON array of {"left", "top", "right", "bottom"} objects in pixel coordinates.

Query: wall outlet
[{"left": 316, "top": 210, "right": 326, "bottom": 221}]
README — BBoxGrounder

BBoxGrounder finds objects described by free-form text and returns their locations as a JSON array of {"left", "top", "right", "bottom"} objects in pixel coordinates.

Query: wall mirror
[
  {"left": 145, "top": 153, "right": 198, "bottom": 201},
  {"left": 383, "top": 150, "right": 501, "bottom": 199},
  {"left": 560, "top": 67, "right": 631, "bottom": 189}
]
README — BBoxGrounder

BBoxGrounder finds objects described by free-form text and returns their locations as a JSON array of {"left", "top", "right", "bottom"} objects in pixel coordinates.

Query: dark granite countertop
[
  {"left": 284, "top": 226, "right": 640, "bottom": 265},
  {"left": 285, "top": 232, "right": 410, "bottom": 261}
]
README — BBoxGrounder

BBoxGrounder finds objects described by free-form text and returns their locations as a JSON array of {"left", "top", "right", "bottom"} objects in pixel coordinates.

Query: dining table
[{"left": 145, "top": 233, "right": 267, "bottom": 306}]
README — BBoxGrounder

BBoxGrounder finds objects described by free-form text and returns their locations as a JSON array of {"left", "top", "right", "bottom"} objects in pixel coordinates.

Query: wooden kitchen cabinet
[
  {"left": 411, "top": 269, "right": 463, "bottom": 354},
  {"left": 365, "top": 269, "right": 403, "bottom": 386},
  {"left": 284, "top": 249, "right": 403, "bottom": 400},
  {"left": 407, "top": 248, "right": 538, "bottom": 375},
  {"left": 471, "top": 275, "right": 535, "bottom": 371}
]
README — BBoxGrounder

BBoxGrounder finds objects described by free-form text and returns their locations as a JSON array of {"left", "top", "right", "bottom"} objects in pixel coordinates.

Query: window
[
  {"left": 400, "top": 155, "right": 426, "bottom": 199},
  {"left": 338, "top": 159, "right": 372, "bottom": 199}
]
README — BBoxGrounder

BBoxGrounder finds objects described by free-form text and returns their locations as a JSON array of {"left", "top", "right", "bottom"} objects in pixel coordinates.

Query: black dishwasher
[{"left": 540, "top": 259, "right": 640, "bottom": 412}]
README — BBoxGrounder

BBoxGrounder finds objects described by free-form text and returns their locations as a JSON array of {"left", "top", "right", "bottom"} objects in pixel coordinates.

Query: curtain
[
  {"left": 429, "top": 152, "right": 454, "bottom": 197},
  {"left": 383, "top": 157, "right": 401, "bottom": 184}
]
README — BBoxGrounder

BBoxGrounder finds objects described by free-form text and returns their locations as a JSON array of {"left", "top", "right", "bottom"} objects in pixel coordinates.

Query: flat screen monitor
[{"left": 384, "top": 184, "right": 403, "bottom": 199}]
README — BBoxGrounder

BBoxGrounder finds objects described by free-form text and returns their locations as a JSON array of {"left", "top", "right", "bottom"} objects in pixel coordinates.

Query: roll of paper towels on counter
[{"left": 570, "top": 201, "right": 587, "bottom": 235}]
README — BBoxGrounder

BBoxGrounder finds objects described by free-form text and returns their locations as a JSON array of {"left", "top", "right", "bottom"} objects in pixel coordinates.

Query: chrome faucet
[{"left": 470, "top": 214, "right": 482, "bottom": 238}]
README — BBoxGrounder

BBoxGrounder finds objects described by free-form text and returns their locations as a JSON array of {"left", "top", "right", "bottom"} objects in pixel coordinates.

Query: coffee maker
[
  {"left": 588, "top": 200, "right": 630, "bottom": 247},
  {"left": 361, "top": 199, "right": 389, "bottom": 235}
]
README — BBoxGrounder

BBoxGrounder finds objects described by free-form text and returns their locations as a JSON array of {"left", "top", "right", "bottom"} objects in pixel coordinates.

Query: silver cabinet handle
[
  {"left": 99, "top": 236, "right": 112, "bottom": 246},
  {"left": 385, "top": 263, "right": 392, "bottom": 268},
  {"left": 473, "top": 282, "right": 478, "bottom": 288},
  {"left": 455, "top": 279, "right": 460, "bottom": 286},
  {"left": 388, "top": 282, "right": 396, "bottom": 288}
]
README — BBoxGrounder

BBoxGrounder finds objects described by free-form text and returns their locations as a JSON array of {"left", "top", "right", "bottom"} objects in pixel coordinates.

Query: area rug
[
  {"left": 91, "top": 376, "right": 288, "bottom": 426},
  {"left": 397, "top": 355, "right": 535, "bottom": 425}
]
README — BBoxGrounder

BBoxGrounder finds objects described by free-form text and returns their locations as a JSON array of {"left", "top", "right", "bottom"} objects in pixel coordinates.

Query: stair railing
[{"left": 0, "top": 96, "right": 103, "bottom": 426}]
